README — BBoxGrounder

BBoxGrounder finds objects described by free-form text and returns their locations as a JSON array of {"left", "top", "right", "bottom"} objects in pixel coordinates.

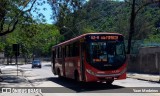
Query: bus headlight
[{"left": 86, "top": 69, "right": 95, "bottom": 75}]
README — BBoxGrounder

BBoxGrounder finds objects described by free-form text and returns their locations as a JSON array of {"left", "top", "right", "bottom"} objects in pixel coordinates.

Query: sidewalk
[
  {"left": 0, "top": 65, "right": 34, "bottom": 87},
  {"left": 127, "top": 72, "right": 160, "bottom": 83},
  {"left": 0, "top": 66, "right": 41, "bottom": 96},
  {"left": 0, "top": 71, "right": 30, "bottom": 87}
]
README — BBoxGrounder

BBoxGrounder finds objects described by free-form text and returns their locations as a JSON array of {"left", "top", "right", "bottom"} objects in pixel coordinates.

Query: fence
[
  {"left": 0, "top": 57, "right": 51, "bottom": 65},
  {"left": 128, "top": 47, "right": 160, "bottom": 74}
]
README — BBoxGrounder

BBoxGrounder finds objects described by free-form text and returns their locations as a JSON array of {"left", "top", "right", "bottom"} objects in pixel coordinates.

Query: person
[
  {"left": 108, "top": 44, "right": 115, "bottom": 64},
  {"left": 0, "top": 69, "right": 3, "bottom": 82}
]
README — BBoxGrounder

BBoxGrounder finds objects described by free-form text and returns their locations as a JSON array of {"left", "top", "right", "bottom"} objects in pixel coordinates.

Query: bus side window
[
  {"left": 52, "top": 50, "right": 55, "bottom": 66},
  {"left": 64, "top": 46, "right": 66, "bottom": 57},
  {"left": 65, "top": 43, "right": 79, "bottom": 57},
  {"left": 66, "top": 46, "right": 69, "bottom": 57},
  {"left": 59, "top": 47, "right": 62, "bottom": 58},
  {"left": 57, "top": 47, "right": 62, "bottom": 58},
  {"left": 55, "top": 48, "right": 58, "bottom": 58},
  {"left": 69, "top": 44, "right": 73, "bottom": 57},
  {"left": 52, "top": 50, "right": 55, "bottom": 61},
  {"left": 73, "top": 42, "right": 79, "bottom": 56},
  {"left": 57, "top": 47, "right": 59, "bottom": 58}
]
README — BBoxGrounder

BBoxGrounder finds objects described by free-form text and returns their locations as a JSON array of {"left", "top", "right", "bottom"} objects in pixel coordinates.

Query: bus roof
[{"left": 52, "top": 32, "right": 123, "bottom": 48}]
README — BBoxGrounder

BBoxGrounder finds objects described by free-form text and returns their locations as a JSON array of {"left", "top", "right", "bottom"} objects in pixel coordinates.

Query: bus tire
[
  {"left": 74, "top": 71, "right": 79, "bottom": 82},
  {"left": 105, "top": 79, "right": 114, "bottom": 85},
  {"left": 57, "top": 68, "right": 61, "bottom": 78}
]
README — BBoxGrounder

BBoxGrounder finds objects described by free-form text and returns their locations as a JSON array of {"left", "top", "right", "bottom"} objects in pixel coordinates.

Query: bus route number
[{"left": 91, "top": 36, "right": 118, "bottom": 40}]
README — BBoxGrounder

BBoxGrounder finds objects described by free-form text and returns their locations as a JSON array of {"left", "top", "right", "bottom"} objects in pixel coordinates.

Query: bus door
[
  {"left": 62, "top": 47, "right": 66, "bottom": 77},
  {"left": 52, "top": 50, "right": 56, "bottom": 74},
  {"left": 80, "top": 42, "right": 85, "bottom": 81}
]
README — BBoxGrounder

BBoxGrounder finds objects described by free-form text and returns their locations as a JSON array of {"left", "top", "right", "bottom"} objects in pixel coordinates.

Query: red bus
[{"left": 51, "top": 33, "right": 126, "bottom": 84}]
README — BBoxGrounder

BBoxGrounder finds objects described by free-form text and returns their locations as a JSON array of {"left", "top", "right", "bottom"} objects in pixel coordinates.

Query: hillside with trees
[{"left": 50, "top": 0, "right": 160, "bottom": 53}]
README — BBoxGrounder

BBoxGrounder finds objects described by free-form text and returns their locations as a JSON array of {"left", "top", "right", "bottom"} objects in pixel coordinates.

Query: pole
[
  {"left": 16, "top": 45, "right": 18, "bottom": 76},
  {"left": 16, "top": 54, "right": 18, "bottom": 76},
  {"left": 13, "top": 44, "right": 19, "bottom": 76},
  {"left": 158, "top": 53, "right": 160, "bottom": 82},
  {"left": 158, "top": 54, "right": 160, "bottom": 82},
  {"left": 127, "top": 0, "right": 135, "bottom": 54},
  {"left": 155, "top": 52, "right": 160, "bottom": 82}
]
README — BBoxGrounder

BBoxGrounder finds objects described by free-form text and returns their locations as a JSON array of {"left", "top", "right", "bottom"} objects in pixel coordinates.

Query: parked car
[{"left": 32, "top": 60, "right": 41, "bottom": 68}]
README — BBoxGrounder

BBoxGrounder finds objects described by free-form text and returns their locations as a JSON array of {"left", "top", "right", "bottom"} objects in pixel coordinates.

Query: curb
[
  {"left": 127, "top": 74, "right": 160, "bottom": 83},
  {"left": 22, "top": 71, "right": 44, "bottom": 96}
]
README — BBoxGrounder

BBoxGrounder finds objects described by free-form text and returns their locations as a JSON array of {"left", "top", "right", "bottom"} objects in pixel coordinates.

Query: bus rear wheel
[
  {"left": 57, "top": 69, "right": 62, "bottom": 78},
  {"left": 74, "top": 71, "right": 79, "bottom": 82}
]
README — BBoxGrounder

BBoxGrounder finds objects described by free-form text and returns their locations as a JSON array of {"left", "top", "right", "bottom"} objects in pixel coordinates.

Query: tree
[
  {"left": 125, "top": 0, "right": 160, "bottom": 54},
  {"left": 0, "top": 23, "right": 60, "bottom": 63},
  {"left": 0, "top": 0, "right": 37, "bottom": 36},
  {"left": 49, "top": 0, "right": 86, "bottom": 40}
]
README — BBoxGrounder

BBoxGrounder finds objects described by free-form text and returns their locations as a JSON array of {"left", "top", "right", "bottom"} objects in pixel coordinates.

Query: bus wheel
[
  {"left": 74, "top": 71, "right": 79, "bottom": 82},
  {"left": 57, "top": 69, "right": 61, "bottom": 78},
  {"left": 105, "top": 79, "right": 114, "bottom": 85}
]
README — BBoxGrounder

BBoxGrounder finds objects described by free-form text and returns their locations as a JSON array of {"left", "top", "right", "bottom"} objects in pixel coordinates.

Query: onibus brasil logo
[{"left": 2, "top": 88, "right": 42, "bottom": 93}]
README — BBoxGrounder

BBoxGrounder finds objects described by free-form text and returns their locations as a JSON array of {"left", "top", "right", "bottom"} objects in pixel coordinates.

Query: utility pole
[
  {"left": 127, "top": 0, "right": 135, "bottom": 54},
  {"left": 13, "top": 44, "right": 19, "bottom": 76}
]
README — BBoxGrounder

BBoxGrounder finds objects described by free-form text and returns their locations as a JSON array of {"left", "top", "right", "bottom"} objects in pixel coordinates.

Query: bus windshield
[{"left": 87, "top": 41, "right": 125, "bottom": 70}]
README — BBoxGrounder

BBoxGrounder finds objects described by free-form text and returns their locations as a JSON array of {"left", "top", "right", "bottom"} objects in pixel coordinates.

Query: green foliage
[
  {"left": 49, "top": 0, "right": 160, "bottom": 55},
  {"left": 82, "top": 25, "right": 96, "bottom": 33},
  {"left": 49, "top": 0, "right": 87, "bottom": 40},
  {"left": 19, "top": 24, "right": 60, "bottom": 57},
  {"left": 52, "top": 0, "right": 160, "bottom": 43},
  {"left": 0, "top": 24, "right": 60, "bottom": 57},
  {"left": 0, "top": 0, "right": 39, "bottom": 36},
  {"left": 51, "top": 0, "right": 131, "bottom": 40},
  {"left": 144, "top": 31, "right": 160, "bottom": 43}
]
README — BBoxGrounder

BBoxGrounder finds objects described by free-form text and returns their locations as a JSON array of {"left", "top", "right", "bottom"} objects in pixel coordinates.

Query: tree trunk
[
  {"left": 127, "top": 0, "right": 136, "bottom": 54},
  {"left": 7, "top": 56, "right": 9, "bottom": 65}
]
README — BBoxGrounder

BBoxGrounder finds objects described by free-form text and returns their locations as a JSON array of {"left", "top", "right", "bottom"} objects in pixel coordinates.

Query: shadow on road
[
  {"left": 43, "top": 64, "right": 51, "bottom": 67},
  {"left": 1, "top": 75, "right": 26, "bottom": 83},
  {"left": 44, "top": 77, "right": 125, "bottom": 93}
]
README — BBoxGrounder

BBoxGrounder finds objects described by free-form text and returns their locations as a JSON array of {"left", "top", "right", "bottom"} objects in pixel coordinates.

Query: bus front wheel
[{"left": 105, "top": 79, "right": 114, "bottom": 85}]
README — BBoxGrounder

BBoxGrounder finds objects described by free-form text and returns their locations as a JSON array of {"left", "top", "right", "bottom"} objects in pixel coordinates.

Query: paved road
[
  {"left": 19, "top": 62, "right": 160, "bottom": 96},
  {"left": 2, "top": 62, "right": 160, "bottom": 96}
]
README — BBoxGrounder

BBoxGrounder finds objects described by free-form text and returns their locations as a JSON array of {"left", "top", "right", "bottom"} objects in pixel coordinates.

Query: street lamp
[
  {"left": 62, "top": 26, "right": 76, "bottom": 37},
  {"left": 53, "top": 26, "right": 76, "bottom": 44},
  {"left": 54, "top": 26, "right": 77, "bottom": 44}
]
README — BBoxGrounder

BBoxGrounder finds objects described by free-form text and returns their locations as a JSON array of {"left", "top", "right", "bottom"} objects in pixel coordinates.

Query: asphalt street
[{"left": 1, "top": 62, "right": 160, "bottom": 96}]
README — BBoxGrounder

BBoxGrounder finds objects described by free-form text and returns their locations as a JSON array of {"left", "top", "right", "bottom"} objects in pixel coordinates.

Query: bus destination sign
[{"left": 90, "top": 35, "right": 119, "bottom": 40}]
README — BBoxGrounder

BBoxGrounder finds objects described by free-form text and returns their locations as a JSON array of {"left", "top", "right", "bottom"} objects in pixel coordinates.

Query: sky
[
  {"left": 31, "top": 1, "right": 53, "bottom": 24},
  {"left": 41, "top": 3, "right": 53, "bottom": 24},
  {"left": 31, "top": 0, "right": 124, "bottom": 24}
]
